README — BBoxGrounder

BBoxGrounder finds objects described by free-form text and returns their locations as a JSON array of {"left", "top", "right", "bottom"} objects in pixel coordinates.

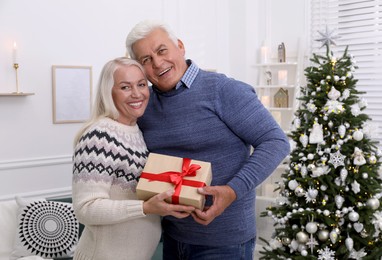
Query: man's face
[{"left": 132, "top": 28, "right": 188, "bottom": 92}]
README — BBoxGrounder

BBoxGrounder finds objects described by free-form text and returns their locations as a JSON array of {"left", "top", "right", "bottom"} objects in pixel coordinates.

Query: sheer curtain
[{"left": 310, "top": 0, "right": 382, "bottom": 146}]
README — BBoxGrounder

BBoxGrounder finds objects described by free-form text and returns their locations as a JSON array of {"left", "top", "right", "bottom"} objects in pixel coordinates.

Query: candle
[
  {"left": 260, "top": 46, "right": 269, "bottom": 63},
  {"left": 13, "top": 42, "right": 18, "bottom": 64},
  {"left": 271, "top": 111, "right": 282, "bottom": 126},
  {"left": 261, "top": 95, "right": 270, "bottom": 107},
  {"left": 278, "top": 70, "right": 288, "bottom": 85}
]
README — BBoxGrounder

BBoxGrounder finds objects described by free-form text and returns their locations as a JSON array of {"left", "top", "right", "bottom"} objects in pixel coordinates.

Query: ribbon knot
[{"left": 140, "top": 157, "right": 204, "bottom": 204}]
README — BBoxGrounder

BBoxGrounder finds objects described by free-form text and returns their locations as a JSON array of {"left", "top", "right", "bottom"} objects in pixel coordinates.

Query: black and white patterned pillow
[{"left": 10, "top": 196, "right": 79, "bottom": 260}]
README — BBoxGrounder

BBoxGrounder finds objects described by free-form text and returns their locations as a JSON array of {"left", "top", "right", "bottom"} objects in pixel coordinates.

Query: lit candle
[
  {"left": 260, "top": 46, "right": 269, "bottom": 63},
  {"left": 13, "top": 42, "right": 18, "bottom": 64},
  {"left": 261, "top": 95, "right": 270, "bottom": 107},
  {"left": 278, "top": 70, "right": 288, "bottom": 85}
]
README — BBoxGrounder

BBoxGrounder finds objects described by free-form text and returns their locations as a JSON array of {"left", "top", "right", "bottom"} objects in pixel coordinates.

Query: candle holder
[{"left": 13, "top": 63, "right": 20, "bottom": 93}]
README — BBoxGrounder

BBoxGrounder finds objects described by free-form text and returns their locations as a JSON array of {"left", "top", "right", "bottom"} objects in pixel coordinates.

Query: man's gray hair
[{"left": 126, "top": 20, "right": 178, "bottom": 59}]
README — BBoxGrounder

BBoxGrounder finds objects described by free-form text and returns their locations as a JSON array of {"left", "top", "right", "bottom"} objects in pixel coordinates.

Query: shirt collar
[{"left": 175, "top": 59, "right": 199, "bottom": 89}]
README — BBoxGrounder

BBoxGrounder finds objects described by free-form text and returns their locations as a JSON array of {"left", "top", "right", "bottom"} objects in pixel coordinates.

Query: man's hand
[
  {"left": 143, "top": 190, "right": 195, "bottom": 219},
  {"left": 191, "top": 185, "right": 236, "bottom": 225}
]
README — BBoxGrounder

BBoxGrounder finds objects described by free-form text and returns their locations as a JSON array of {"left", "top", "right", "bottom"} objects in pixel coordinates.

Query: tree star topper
[{"left": 316, "top": 25, "right": 340, "bottom": 48}]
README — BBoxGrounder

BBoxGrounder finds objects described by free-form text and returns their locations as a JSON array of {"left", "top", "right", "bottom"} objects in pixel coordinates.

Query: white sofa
[
  {"left": 0, "top": 199, "right": 20, "bottom": 260},
  {"left": 0, "top": 195, "right": 275, "bottom": 260},
  {"left": 0, "top": 198, "right": 73, "bottom": 260}
]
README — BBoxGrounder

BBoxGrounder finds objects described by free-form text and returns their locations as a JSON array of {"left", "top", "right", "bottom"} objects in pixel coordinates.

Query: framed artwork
[{"left": 52, "top": 65, "right": 92, "bottom": 124}]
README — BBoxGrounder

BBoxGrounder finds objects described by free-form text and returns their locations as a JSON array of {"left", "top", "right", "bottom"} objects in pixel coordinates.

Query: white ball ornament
[
  {"left": 288, "top": 180, "right": 299, "bottom": 190},
  {"left": 301, "top": 250, "right": 308, "bottom": 256},
  {"left": 306, "top": 222, "right": 318, "bottom": 234},
  {"left": 362, "top": 172, "right": 368, "bottom": 179},
  {"left": 349, "top": 211, "right": 359, "bottom": 222},
  {"left": 353, "top": 130, "right": 363, "bottom": 141}
]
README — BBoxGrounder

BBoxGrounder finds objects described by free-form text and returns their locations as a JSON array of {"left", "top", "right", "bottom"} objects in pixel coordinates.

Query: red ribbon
[{"left": 140, "top": 158, "right": 205, "bottom": 204}]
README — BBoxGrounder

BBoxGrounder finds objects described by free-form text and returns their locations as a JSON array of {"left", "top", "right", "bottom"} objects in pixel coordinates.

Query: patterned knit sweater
[
  {"left": 138, "top": 63, "right": 290, "bottom": 247},
  {"left": 72, "top": 118, "right": 161, "bottom": 260}
]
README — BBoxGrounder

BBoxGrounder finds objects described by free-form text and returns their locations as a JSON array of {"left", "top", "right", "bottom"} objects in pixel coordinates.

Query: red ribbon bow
[{"left": 140, "top": 158, "right": 205, "bottom": 204}]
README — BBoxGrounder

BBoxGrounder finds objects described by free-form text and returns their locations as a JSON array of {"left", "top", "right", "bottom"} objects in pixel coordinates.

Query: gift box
[{"left": 136, "top": 153, "right": 212, "bottom": 210}]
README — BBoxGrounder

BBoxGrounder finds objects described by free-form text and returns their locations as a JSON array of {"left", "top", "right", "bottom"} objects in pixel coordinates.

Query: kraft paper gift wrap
[{"left": 136, "top": 153, "right": 212, "bottom": 210}]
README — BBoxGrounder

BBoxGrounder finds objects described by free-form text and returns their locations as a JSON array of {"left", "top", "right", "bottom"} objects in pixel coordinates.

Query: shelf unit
[
  {"left": 0, "top": 92, "right": 34, "bottom": 96},
  {"left": 253, "top": 57, "right": 304, "bottom": 198}
]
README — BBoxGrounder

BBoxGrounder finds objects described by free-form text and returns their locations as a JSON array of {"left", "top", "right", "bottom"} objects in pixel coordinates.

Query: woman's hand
[{"left": 143, "top": 189, "right": 195, "bottom": 218}]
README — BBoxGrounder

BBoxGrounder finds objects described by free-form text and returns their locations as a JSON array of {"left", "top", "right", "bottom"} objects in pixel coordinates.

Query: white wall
[{"left": 0, "top": 0, "right": 308, "bottom": 199}]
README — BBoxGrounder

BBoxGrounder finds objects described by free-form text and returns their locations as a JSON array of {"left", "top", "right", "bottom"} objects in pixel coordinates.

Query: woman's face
[{"left": 112, "top": 64, "right": 149, "bottom": 125}]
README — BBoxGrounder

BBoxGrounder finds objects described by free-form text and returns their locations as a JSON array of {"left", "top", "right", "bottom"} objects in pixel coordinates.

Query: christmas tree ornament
[
  {"left": 282, "top": 237, "right": 291, "bottom": 245},
  {"left": 340, "top": 168, "right": 348, "bottom": 182},
  {"left": 338, "top": 124, "right": 346, "bottom": 138},
  {"left": 329, "top": 150, "right": 346, "bottom": 168},
  {"left": 360, "top": 229, "right": 369, "bottom": 238},
  {"left": 309, "top": 122, "right": 324, "bottom": 144},
  {"left": 349, "top": 211, "right": 360, "bottom": 222},
  {"left": 351, "top": 103, "right": 361, "bottom": 116},
  {"left": 306, "top": 187, "right": 318, "bottom": 202},
  {"left": 362, "top": 172, "right": 368, "bottom": 179},
  {"left": 353, "top": 147, "right": 366, "bottom": 165},
  {"left": 330, "top": 229, "right": 338, "bottom": 243},
  {"left": 366, "top": 198, "right": 380, "bottom": 210},
  {"left": 307, "top": 102, "right": 317, "bottom": 113},
  {"left": 359, "top": 98, "right": 368, "bottom": 108},
  {"left": 345, "top": 236, "right": 354, "bottom": 251},
  {"left": 307, "top": 153, "right": 314, "bottom": 160},
  {"left": 306, "top": 222, "right": 318, "bottom": 234},
  {"left": 328, "top": 121, "right": 333, "bottom": 128},
  {"left": 328, "top": 86, "right": 341, "bottom": 100},
  {"left": 318, "top": 230, "right": 329, "bottom": 242},
  {"left": 341, "top": 89, "right": 350, "bottom": 100},
  {"left": 334, "top": 75, "right": 340, "bottom": 82},
  {"left": 369, "top": 155, "right": 377, "bottom": 164},
  {"left": 315, "top": 26, "right": 340, "bottom": 46},
  {"left": 299, "top": 134, "right": 308, "bottom": 148},
  {"left": 294, "top": 118, "right": 301, "bottom": 129},
  {"left": 301, "top": 165, "right": 307, "bottom": 177},
  {"left": 353, "top": 222, "right": 364, "bottom": 233},
  {"left": 349, "top": 248, "right": 367, "bottom": 259},
  {"left": 295, "top": 186, "right": 305, "bottom": 197},
  {"left": 335, "top": 195, "right": 345, "bottom": 209},
  {"left": 351, "top": 180, "right": 361, "bottom": 194},
  {"left": 296, "top": 231, "right": 309, "bottom": 243},
  {"left": 288, "top": 180, "right": 299, "bottom": 190},
  {"left": 352, "top": 130, "right": 363, "bottom": 141}
]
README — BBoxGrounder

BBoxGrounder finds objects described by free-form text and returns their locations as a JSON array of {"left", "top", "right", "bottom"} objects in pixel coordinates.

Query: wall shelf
[{"left": 0, "top": 92, "right": 35, "bottom": 96}]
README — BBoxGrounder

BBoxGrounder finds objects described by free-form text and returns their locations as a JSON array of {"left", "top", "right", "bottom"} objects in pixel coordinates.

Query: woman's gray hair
[
  {"left": 126, "top": 20, "right": 178, "bottom": 59},
  {"left": 73, "top": 57, "right": 146, "bottom": 145}
]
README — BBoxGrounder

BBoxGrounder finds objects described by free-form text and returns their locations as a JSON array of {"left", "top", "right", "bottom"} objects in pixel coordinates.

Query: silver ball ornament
[
  {"left": 366, "top": 198, "right": 380, "bottom": 210},
  {"left": 318, "top": 230, "right": 329, "bottom": 242},
  {"left": 296, "top": 231, "right": 309, "bottom": 243}
]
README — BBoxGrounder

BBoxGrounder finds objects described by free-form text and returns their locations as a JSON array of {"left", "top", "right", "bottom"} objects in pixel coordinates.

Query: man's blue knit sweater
[{"left": 138, "top": 61, "right": 290, "bottom": 246}]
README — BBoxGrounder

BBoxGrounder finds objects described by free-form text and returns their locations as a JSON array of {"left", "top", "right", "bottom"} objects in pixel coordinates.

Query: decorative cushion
[{"left": 10, "top": 196, "right": 79, "bottom": 260}]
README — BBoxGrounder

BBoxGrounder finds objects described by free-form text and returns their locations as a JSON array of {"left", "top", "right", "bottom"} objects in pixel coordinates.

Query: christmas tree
[{"left": 259, "top": 28, "right": 382, "bottom": 260}]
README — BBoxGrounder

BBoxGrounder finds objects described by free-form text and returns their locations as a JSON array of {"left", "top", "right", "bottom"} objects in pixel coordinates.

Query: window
[{"left": 310, "top": 0, "right": 382, "bottom": 147}]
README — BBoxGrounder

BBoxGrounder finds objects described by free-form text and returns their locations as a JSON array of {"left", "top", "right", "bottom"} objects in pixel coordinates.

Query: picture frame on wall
[{"left": 52, "top": 65, "right": 92, "bottom": 124}]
